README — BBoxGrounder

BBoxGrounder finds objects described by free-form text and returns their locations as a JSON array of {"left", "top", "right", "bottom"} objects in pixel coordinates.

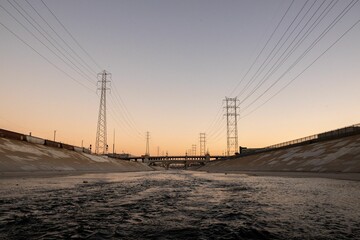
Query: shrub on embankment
[
  {"left": 0, "top": 137, "right": 152, "bottom": 173},
  {"left": 200, "top": 134, "right": 360, "bottom": 173}
]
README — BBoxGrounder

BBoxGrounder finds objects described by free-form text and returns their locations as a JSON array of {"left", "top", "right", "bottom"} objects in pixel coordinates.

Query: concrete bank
[
  {"left": 199, "top": 134, "right": 360, "bottom": 180},
  {"left": 0, "top": 137, "right": 153, "bottom": 176}
]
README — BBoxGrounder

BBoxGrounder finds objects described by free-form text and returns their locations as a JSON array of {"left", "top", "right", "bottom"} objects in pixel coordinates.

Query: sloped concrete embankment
[
  {"left": 0, "top": 137, "right": 152, "bottom": 173},
  {"left": 200, "top": 134, "right": 360, "bottom": 173}
]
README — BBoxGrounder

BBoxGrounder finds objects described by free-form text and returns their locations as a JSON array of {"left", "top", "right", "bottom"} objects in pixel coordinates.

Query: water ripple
[{"left": 0, "top": 171, "right": 359, "bottom": 239}]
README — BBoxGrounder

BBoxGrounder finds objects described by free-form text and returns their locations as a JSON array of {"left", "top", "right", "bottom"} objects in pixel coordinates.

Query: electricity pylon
[
  {"left": 145, "top": 131, "right": 150, "bottom": 155},
  {"left": 199, "top": 133, "right": 206, "bottom": 156},
  {"left": 224, "top": 97, "right": 239, "bottom": 156},
  {"left": 192, "top": 144, "right": 197, "bottom": 156},
  {"left": 95, "top": 70, "right": 111, "bottom": 154}
]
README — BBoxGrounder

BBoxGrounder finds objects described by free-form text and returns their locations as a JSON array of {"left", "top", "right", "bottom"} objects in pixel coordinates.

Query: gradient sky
[{"left": 1, "top": 0, "right": 359, "bottom": 155}]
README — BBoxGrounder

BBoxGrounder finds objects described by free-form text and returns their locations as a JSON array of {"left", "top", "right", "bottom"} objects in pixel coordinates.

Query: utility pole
[
  {"left": 95, "top": 70, "right": 111, "bottom": 154},
  {"left": 53, "top": 130, "right": 56, "bottom": 141},
  {"left": 157, "top": 146, "right": 160, "bottom": 156},
  {"left": 199, "top": 133, "right": 206, "bottom": 156},
  {"left": 145, "top": 131, "right": 150, "bottom": 156},
  {"left": 224, "top": 97, "right": 239, "bottom": 156}
]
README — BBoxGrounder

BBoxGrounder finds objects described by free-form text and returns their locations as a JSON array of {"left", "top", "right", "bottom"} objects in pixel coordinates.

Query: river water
[{"left": 0, "top": 171, "right": 359, "bottom": 239}]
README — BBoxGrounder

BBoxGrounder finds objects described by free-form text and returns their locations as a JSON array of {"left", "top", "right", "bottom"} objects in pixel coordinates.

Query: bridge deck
[{"left": 107, "top": 154, "right": 226, "bottom": 161}]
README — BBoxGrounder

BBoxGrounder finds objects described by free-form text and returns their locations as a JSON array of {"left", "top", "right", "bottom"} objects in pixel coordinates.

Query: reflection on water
[{"left": 0, "top": 171, "right": 359, "bottom": 239}]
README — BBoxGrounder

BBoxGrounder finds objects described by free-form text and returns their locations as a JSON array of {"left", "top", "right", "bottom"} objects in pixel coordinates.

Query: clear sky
[{"left": 1, "top": 0, "right": 359, "bottom": 156}]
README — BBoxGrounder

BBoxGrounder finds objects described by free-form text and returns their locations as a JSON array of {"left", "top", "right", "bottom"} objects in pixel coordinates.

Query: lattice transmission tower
[
  {"left": 95, "top": 70, "right": 111, "bottom": 154},
  {"left": 224, "top": 97, "right": 239, "bottom": 156},
  {"left": 192, "top": 144, "right": 197, "bottom": 156},
  {"left": 199, "top": 133, "right": 206, "bottom": 156},
  {"left": 145, "top": 131, "right": 150, "bottom": 156}
]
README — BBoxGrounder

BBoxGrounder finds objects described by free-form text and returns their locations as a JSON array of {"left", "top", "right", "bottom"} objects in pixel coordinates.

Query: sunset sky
[{"left": 1, "top": 0, "right": 359, "bottom": 155}]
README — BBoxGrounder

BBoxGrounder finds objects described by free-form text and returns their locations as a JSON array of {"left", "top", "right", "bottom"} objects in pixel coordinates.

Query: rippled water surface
[{"left": 0, "top": 171, "right": 359, "bottom": 239}]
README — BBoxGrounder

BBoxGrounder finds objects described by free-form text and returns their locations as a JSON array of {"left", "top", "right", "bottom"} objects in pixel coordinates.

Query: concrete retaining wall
[
  {"left": 200, "top": 134, "right": 360, "bottom": 173},
  {"left": 0, "top": 137, "right": 153, "bottom": 173},
  {"left": 0, "top": 129, "right": 91, "bottom": 154},
  {"left": 26, "top": 136, "right": 45, "bottom": 145}
]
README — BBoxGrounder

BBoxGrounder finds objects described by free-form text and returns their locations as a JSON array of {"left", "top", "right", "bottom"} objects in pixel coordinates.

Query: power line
[
  {"left": 228, "top": 0, "right": 296, "bottom": 97},
  {"left": 0, "top": 20, "right": 95, "bottom": 93},
  {"left": 241, "top": 11, "right": 360, "bottom": 119},
  {"left": 24, "top": 0, "right": 98, "bottom": 76},
  {"left": 205, "top": 102, "right": 224, "bottom": 134},
  {"left": 110, "top": 82, "right": 144, "bottom": 137},
  {"left": 239, "top": 0, "right": 328, "bottom": 104},
  {"left": 207, "top": 103, "right": 226, "bottom": 143},
  {"left": 108, "top": 97, "right": 143, "bottom": 141},
  {"left": 108, "top": 106, "right": 139, "bottom": 139},
  {"left": 9, "top": 0, "right": 97, "bottom": 85},
  {"left": 207, "top": 124, "right": 227, "bottom": 152},
  {"left": 36, "top": 2, "right": 143, "bottom": 150},
  {"left": 1, "top": 1, "right": 144, "bottom": 143},
  {"left": 108, "top": 107, "right": 131, "bottom": 137},
  {"left": 237, "top": 0, "right": 311, "bottom": 100},
  {"left": 207, "top": 116, "right": 225, "bottom": 139},
  {"left": 207, "top": 110, "right": 225, "bottom": 137},
  {"left": 1, "top": 1, "right": 146, "bottom": 152},
  {"left": 1, "top": 1, "right": 96, "bottom": 86},
  {"left": 241, "top": 0, "right": 359, "bottom": 113},
  {"left": 40, "top": 0, "right": 102, "bottom": 71}
]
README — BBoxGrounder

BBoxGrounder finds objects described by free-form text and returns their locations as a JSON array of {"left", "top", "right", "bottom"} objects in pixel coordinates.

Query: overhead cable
[
  {"left": 241, "top": 0, "right": 358, "bottom": 113},
  {"left": 241, "top": 10, "right": 360, "bottom": 119},
  {"left": 40, "top": 0, "right": 102, "bottom": 71}
]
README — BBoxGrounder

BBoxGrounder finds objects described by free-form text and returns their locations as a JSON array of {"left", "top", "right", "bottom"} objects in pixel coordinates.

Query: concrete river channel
[{"left": 0, "top": 170, "right": 359, "bottom": 239}]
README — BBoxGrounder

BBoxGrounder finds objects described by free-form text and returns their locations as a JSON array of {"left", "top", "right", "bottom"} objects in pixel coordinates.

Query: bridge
[{"left": 107, "top": 154, "right": 227, "bottom": 169}]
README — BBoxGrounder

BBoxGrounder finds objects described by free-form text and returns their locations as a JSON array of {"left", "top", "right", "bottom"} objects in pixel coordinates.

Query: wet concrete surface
[{"left": 0, "top": 171, "right": 359, "bottom": 239}]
